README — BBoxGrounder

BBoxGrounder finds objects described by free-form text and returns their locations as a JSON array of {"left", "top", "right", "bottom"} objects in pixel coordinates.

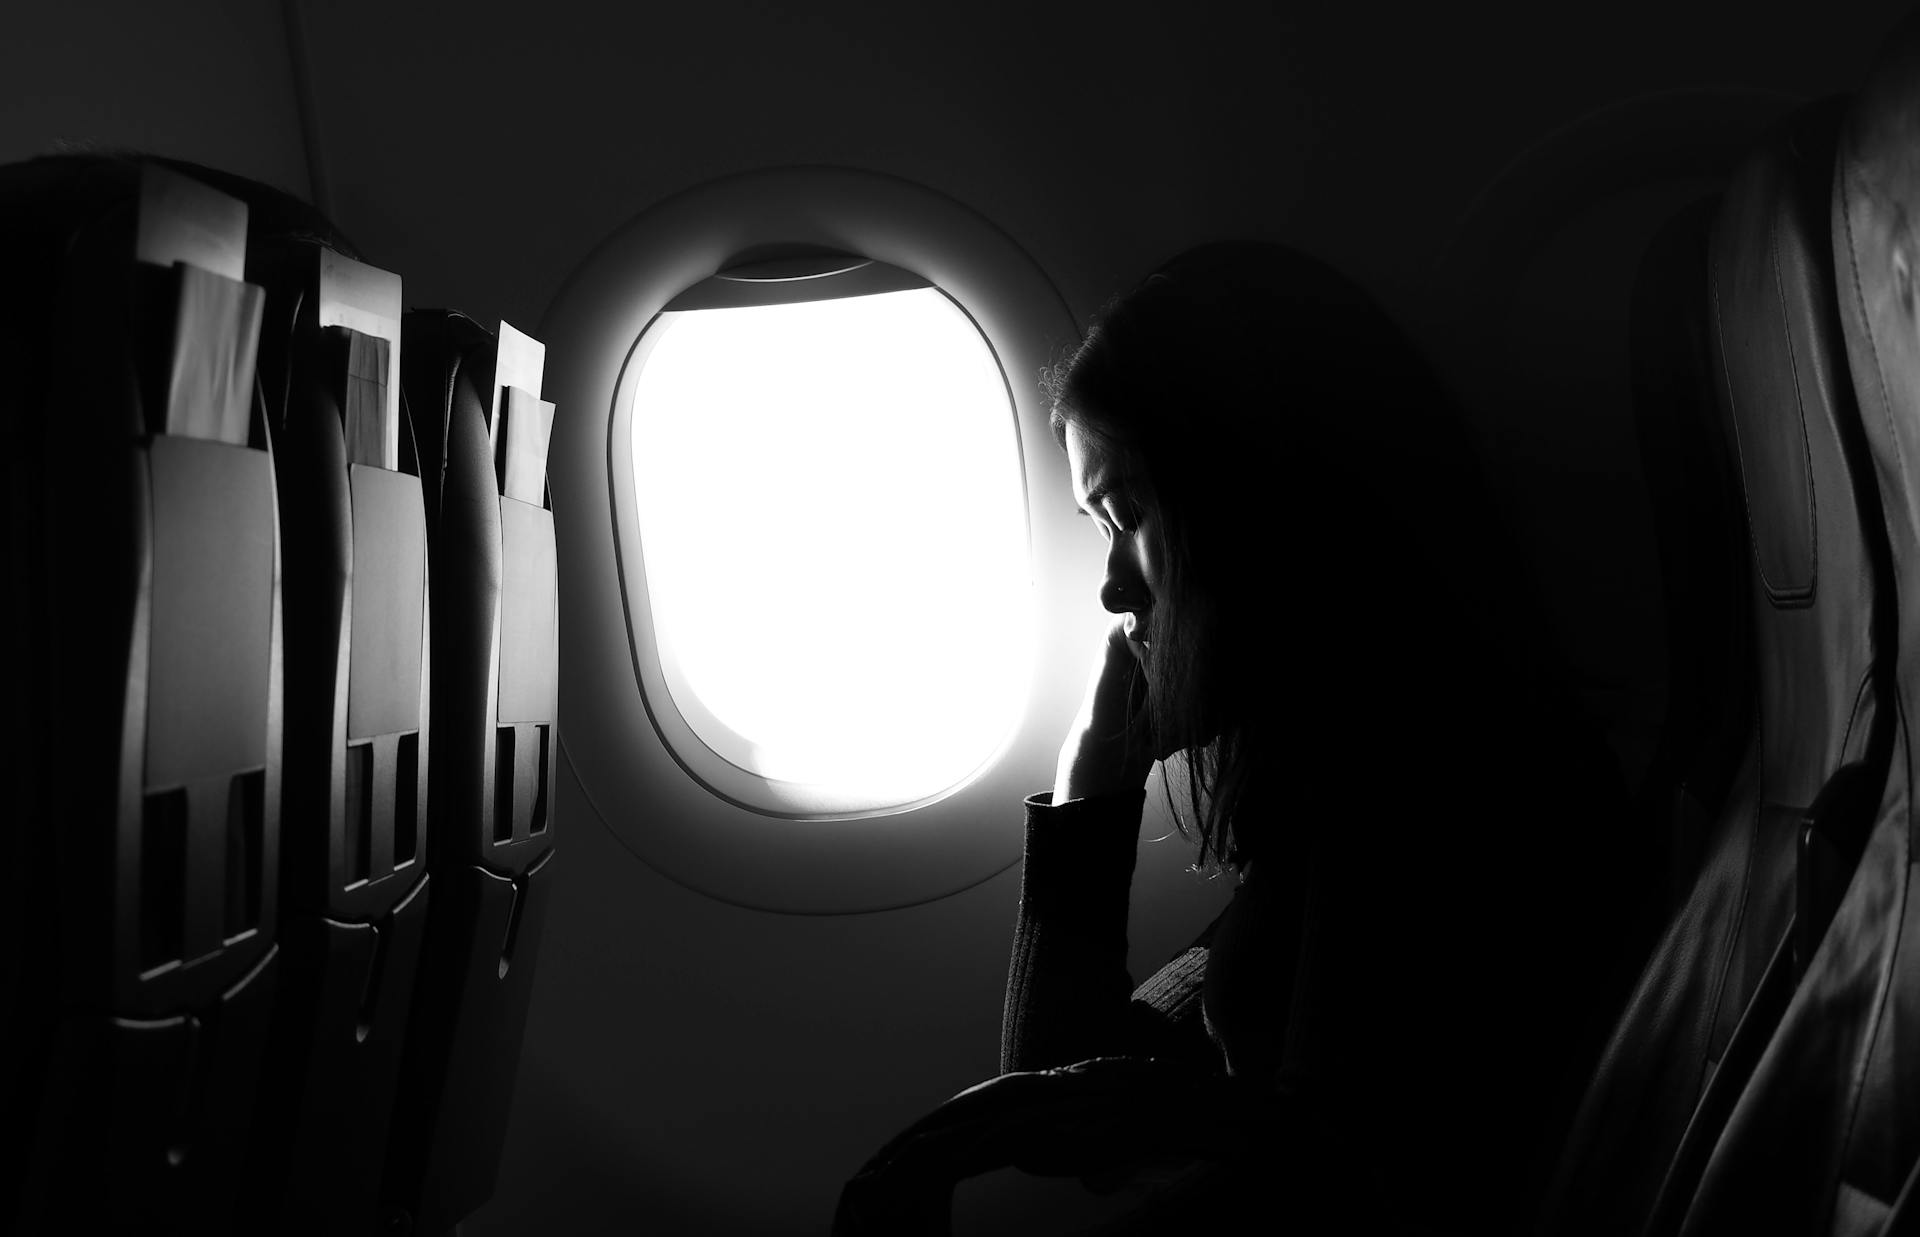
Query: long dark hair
[{"left": 1047, "top": 241, "right": 1543, "bottom": 871}]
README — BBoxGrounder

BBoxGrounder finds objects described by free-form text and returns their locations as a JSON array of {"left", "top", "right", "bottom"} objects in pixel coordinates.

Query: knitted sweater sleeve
[{"left": 999, "top": 790, "right": 1221, "bottom": 1076}]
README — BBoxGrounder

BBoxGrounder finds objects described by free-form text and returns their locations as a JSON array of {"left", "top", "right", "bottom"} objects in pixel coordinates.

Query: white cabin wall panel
[{"left": 1, "top": 0, "right": 310, "bottom": 199}]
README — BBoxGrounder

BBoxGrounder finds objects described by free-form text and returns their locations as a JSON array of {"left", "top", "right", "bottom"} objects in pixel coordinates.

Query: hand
[{"left": 1052, "top": 616, "right": 1156, "bottom": 802}]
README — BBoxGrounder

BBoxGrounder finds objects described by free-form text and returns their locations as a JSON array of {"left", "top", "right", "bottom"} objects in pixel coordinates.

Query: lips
[{"left": 1124, "top": 613, "right": 1151, "bottom": 645}]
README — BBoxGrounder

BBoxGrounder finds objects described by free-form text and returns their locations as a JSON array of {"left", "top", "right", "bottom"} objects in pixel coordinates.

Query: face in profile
[{"left": 1063, "top": 419, "right": 1162, "bottom": 652}]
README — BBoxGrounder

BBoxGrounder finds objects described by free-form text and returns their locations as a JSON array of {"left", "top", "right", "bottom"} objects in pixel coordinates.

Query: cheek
[
  {"left": 1137, "top": 532, "right": 1167, "bottom": 595},
  {"left": 1140, "top": 548, "right": 1161, "bottom": 592}
]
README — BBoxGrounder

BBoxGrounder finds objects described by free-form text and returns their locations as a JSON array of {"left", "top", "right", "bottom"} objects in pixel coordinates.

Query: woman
[{"left": 996, "top": 241, "right": 1652, "bottom": 1232}]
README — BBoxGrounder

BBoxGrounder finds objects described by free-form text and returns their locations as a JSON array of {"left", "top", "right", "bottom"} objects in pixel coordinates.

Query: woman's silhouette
[{"left": 991, "top": 241, "right": 1654, "bottom": 1232}]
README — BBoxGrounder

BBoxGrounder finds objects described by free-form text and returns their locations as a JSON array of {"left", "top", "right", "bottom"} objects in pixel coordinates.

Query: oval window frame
[
  {"left": 615, "top": 266, "right": 1033, "bottom": 819},
  {"left": 543, "top": 166, "right": 1090, "bottom": 913}
]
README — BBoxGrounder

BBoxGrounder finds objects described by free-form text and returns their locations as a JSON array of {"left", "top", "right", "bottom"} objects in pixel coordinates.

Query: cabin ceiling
[
  {"left": 6, "top": 0, "right": 1906, "bottom": 335},
  {"left": 286, "top": 0, "right": 1910, "bottom": 334}
]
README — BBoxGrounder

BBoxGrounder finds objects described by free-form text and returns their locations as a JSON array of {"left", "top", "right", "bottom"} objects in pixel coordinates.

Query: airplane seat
[
  {"left": 1671, "top": 19, "right": 1920, "bottom": 1233},
  {"left": 210, "top": 186, "right": 437, "bottom": 1234},
  {"left": 382, "top": 308, "right": 558, "bottom": 1236},
  {"left": 1539, "top": 95, "right": 1898, "bottom": 1237},
  {"left": 0, "top": 158, "right": 139, "bottom": 1148},
  {"left": 0, "top": 155, "right": 283, "bottom": 1233}
]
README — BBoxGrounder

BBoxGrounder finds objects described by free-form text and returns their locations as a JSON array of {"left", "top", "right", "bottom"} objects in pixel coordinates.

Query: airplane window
[
  {"left": 551, "top": 164, "right": 1085, "bottom": 912},
  {"left": 624, "top": 282, "right": 1030, "bottom": 815}
]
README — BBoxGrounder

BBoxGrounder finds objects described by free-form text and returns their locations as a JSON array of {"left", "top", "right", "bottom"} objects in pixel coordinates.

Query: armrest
[{"left": 833, "top": 1057, "right": 1294, "bottom": 1237}]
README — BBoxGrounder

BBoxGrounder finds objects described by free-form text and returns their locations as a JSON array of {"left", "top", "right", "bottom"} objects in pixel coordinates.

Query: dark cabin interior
[{"left": 5, "top": 2, "right": 1919, "bottom": 1234}]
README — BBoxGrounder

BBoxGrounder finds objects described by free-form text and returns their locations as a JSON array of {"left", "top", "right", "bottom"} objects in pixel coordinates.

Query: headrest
[
  {"left": 0, "top": 156, "right": 150, "bottom": 418},
  {"left": 398, "top": 310, "right": 496, "bottom": 526},
  {"left": 0, "top": 152, "right": 354, "bottom": 258},
  {"left": 1709, "top": 98, "right": 1856, "bottom": 609},
  {"left": 144, "top": 155, "right": 359, "bottom": 258},
  {"left": 1835, "top": 15, "right": 1920, "bottom": 584},
  {"left": 0, "top": 153, "right": 363, "bottom": 441},
  {"left": 399, "top": 310, "right": 493, "bottom": 433}
]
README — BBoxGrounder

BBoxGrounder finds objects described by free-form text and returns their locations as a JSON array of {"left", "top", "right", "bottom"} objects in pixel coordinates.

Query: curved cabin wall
[{"left": 5, "top": 1, "right": 1914, "bottom": 1233}]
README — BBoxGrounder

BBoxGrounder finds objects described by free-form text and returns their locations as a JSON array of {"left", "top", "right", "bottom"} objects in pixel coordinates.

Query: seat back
[
  {"left": 382, "top": 309, "right": 558, "bottom": 1233},
  {"left": 1542, "top": 98, "right": 1895, "bottom": 1237},
  {"left": 1675, "top": 22, "right": 1920, "bottom": 1233},
  {"left": 1, "top": 157, "right": 283, "bottom": 1233},
  {"left": 237, "top": 222, "right": 436, "bottom": 1233}
]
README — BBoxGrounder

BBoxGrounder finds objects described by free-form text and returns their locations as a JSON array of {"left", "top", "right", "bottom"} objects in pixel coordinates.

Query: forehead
[{"left": 1062, "top": 420, "right": 1128, "bottom": 506}]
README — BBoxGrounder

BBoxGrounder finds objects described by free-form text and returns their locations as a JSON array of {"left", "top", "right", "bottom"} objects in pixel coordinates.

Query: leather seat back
[
  {"left": 1675, "top": 21, "right": 1920, "bottom": 1233},
  {"left": 220, "top": 191, "right": 437, "bottom": 1234},
  {"left": 382, "top": 309, "right": 558, "bottom": 1234},
  {"left": 1542, "top": 97, "right": 1895, "bottom": 1236},
  {"left": 0, "top": 156, "right": 282, "bottom": 1234}
]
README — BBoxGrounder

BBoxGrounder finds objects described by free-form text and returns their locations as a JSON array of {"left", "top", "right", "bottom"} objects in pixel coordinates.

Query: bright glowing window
[{"left": 626, "top": 277, "right": 1031, "bottom": 816}]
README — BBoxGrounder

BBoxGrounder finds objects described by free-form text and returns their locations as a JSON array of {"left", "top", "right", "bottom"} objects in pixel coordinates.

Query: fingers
[
  {"left": 1055, "top": 622, "right": 1159, "bottom": 800},
  {"left": 1089, "top": 629, "right": 1148, "bottom": 733},
  {"left": 1104, "top": 613, "right": 1147, "bottom": 662}
]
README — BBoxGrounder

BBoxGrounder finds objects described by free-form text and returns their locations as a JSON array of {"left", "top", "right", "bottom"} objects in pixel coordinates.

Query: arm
[
  {"left": 1001, "top": 803, "right": 1224, "bottom": 1073},
  {"left": 1000, "top": 788, "right": 1146, "bottom": 1073},
  {"left": 1001, "top": 621, "right": 1218, "bottom": 1074}
]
